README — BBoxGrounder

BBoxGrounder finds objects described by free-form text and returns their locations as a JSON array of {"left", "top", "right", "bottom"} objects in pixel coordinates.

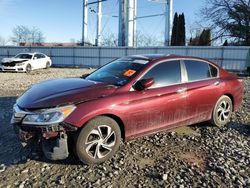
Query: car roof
[
  {"left": 130, "top": 54, "right": 167, "bottom": 60},
  {"left": 129, "top": 54, "right": 209, "bottom": 61},
  {"left": 18, "top": 52, "right": 45, "bottom": 55},
  {"left": 128, "top": 54, "right": 219, "bottom": 67}
]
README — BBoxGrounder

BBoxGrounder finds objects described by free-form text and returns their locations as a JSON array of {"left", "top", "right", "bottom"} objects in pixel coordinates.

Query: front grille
[
  {"left": 2, "top": 62, "right": 17, "bottom": 67},
  {"left": 20, "top": 124, "right": 62, "bottom": 133}
]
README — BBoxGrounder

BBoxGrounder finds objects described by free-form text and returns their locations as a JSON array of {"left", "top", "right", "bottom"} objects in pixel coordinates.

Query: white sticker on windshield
[{"left": 133, "top": 59, "right": 149, "bottom": 64}]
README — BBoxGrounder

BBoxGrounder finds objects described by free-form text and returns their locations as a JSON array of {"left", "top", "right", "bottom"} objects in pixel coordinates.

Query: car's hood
[
  {"left": 17, "top": 78, "right": 117, "bottom": 109},
  {"left": 2, "top": 57, "right": 29, "bottom": 63}
]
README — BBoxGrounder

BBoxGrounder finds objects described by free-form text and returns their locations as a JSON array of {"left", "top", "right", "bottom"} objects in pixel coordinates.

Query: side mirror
[
  {"left": 81, "top": 73, "right": 90, "bottom": 79},
  {"left": 133, "top": 78, "right": 154, "bottom": 91},
  {"left": 33, "top": 57, "right": 37, "bottom": 60}
]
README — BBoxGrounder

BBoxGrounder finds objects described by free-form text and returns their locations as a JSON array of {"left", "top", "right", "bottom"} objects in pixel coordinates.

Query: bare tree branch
[{"left": 200, "top": 0, "right": 250, "bottom": 45}]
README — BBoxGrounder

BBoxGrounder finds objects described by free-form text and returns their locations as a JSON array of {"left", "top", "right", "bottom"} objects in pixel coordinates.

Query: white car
[{"left": 1, "top": 52, "right": 52, "bottom": 73}]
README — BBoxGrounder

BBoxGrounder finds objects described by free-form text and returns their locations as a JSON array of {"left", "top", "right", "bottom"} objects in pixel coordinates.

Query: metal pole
[
  {"left": 96, "top": 0, "right": 102, "bottom": 46},
  {"left": 82, "top": 0, "right": 88, "bottom": 46},
  {"left": 118, "top": 0, "right": 127, "bottom": 46},
  {"left": 127, "top": 0, "right": 136, "bottom": 47},
  {"left": 164, "top": 0, "right": 172, "bottom": 46},
  {"left": 133, "top": 0, "right": 137, "bottom": 47}
]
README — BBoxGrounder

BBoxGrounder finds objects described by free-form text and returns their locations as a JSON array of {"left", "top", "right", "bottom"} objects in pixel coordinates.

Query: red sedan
[{"left": 12, "top": 54, "right": 243, "bottom": 164}]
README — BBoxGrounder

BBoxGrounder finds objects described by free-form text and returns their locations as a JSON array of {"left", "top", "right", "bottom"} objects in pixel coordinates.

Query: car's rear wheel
[
  {"left": 75, "top": 116, "right": 121, "bottom": 164},
  {"left": 45, "top": 62, "right": 50, "bottom": 69},
  {"left": 211, "top": 95, "right": 233, "bottom": 127},
  {"left": 25, "top": 64, "right": 32, "bottom": 73}
]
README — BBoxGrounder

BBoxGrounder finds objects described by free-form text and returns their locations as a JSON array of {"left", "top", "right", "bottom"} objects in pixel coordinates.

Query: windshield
[
  {"left": 86, "top": 57, "right": 149, "bottom": 86},
  {"left": 15, "top": 54, "right": 32, "bottom": 59}
]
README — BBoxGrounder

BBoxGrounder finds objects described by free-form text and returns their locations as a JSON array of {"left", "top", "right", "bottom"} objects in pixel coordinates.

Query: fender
[{"left": 64, "top": 93, "right": 129, "bottom": 128}]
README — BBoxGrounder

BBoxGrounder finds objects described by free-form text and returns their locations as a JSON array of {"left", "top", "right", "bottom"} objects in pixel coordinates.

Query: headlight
[
  {"left": 16, "top": 63, "right": 25, "bottom": 66},
  {"left": 22, "top": 105, "right": 76, "bottom": 125}
]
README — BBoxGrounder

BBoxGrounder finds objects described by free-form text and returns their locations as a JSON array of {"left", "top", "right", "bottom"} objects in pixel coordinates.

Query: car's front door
[
  {"left": 184, "top": 60, "right": 222, "bottom": 125},
  {"left": 32, "top": 54, "right": 41, "bottom": 69},
  {"left": 38, "top": 54, "right": 47, "bottom": 68},
  {"left": 124, "top": 60, "right": 189, "bottom": 138}
]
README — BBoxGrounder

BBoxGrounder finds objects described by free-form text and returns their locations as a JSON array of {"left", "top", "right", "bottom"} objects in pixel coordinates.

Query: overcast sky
[{"left": 0, "top": 0, "right": 205, "bottom": 43}]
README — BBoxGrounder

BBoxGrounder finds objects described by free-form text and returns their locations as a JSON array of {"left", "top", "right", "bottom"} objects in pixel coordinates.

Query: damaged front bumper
[
  {"left": 11, "top": 106, "right": 77, "bottom": 160},
  {"left": 1, "top": 65, "right": 26, "bottom": 72}
]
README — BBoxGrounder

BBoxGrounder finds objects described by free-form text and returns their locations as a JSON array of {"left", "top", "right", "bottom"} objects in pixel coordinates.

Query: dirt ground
[{"left": 0, "top": 68, "right": 249, "bottom": 188}]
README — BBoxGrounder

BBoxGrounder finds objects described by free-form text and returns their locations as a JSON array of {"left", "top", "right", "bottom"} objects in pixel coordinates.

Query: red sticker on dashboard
[{"left": 123, "top": 69, "right": 136, "bottom": 77}]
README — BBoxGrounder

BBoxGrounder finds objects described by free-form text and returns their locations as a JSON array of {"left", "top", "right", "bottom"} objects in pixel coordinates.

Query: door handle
[
  {"left": 214, "top": 81, "right": 220, "bottom": 86},
  {"left": 177, "top": 88, "right": 187, "bottom": 93}
]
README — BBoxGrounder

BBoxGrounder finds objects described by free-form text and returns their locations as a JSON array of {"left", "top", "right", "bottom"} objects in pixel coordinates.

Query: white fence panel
[
  {"left": 75, "top": 47, "right": 99, "bottom": 57},
  {"left": 101, "top": 48, "right": 126, "bottom": 58},
  {"left": 75, "top": 57, "right": 99, "bottom": 67},
  {"left": 0, "top": 46, "right": 249, "bottom": 71},
  {"left": 157, "top": 47, "right": 186, "bottom": 55}
]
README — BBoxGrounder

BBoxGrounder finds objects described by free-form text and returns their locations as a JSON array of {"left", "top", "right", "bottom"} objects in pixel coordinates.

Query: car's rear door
[
  {"left": 124, "top": 60, "right": 189, "bottom": 138},
  {"left": 183, "top": 59, "right": 221, "bottom": 124}
]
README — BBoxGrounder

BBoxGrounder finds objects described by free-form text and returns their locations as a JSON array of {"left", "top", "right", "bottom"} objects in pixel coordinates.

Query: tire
[
  {"left": 210, "top": 95, "right": 233, "bottom": 127},
  {"left": 45, "top": 62, "right": 50, "bottom": 69},
  {"left": 75, "top": 116, "right": 121, "bottom": 165},
  {"left": 25, "top": 64, "right": 32, "bottom": 73}
]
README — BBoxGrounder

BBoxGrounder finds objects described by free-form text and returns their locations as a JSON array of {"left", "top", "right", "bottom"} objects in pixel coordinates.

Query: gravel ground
[{"left": 0, "top": 68, "right": 249, "bottom": 188}]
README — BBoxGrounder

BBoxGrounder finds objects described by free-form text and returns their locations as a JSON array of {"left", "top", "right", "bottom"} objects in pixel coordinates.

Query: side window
[
  {"left": 142, "top": 60, "right": 181, "bottom": 88},
  {"left": 39, "top": 54, "right": 45, "bottom": 59},
  {"left": 209, "top": 64, "right": 218, "bottom": 77},
  {"left": 184, "top": 60, "right": 211, "bottom": 81},
  {"left": 34, "top": 54, "right": 39, "bottom": 59}
]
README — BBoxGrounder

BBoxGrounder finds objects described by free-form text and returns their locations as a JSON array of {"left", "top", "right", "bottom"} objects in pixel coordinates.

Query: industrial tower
[{"left": 82, "top": 0, "right": 173, "bottom": 47}]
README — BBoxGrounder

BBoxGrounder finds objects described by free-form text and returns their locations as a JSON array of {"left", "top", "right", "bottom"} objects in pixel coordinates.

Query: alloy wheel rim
[
  {"left": 26, "top": 65, "right": 31, "bottom": 72},
  {"left": 217, "top": 100, "right": 231, "bottom": 123},
  {"left": 85, "top": 125, "right": 116, "bottom": 159}
]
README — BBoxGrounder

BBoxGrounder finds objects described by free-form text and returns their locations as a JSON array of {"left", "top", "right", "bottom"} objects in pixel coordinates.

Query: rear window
[
  {"left": 184, "top": 60, "right": 213, "bottom": 81},
  {"left": 209, "top": 64, "right": 218, "bottom": 77}
]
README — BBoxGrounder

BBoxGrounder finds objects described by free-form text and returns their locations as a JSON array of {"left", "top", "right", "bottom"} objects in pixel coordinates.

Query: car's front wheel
[
  {"left": 75, "top": 116, "right": 121, "bottom": 164},
  {"left": 25, "top": 64, "right": 32, "bottom": 73},
  {"left": 45, "top": 61, "right": 50, "bottom": 69},
  {"left": 211, "top": 95, "right": 233, "bottom": 127}
]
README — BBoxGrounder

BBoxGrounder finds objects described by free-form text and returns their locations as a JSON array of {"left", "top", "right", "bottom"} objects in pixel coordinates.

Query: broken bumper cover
[
  {"left": 1, "top": 65, "right": 26, "bottom": 72},
  {"left": 42, "top": 132, "right": 69, "bottom": 160},
  {"left": 11, "top": 104, "right": 78, "bottom": 160},
  {"left": 12, "top": 121, "right": 77, "bottom": 160}
]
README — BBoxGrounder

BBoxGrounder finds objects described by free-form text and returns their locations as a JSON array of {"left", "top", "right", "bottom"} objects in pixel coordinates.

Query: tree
[
  {"left": 178, "top": 13, "right": 186, "bottom": 46},
  {"left": 201, "top": 0, "right": 250, "bottom": 45},
  {"left": 171, "top": 13, "right": 186, "bottom": 46},
  {"left": 171, "top": 13, "right": 179, "bottom": 46},
  {"left": 189, "top": 29, "right": 211, "bottom": 46},
  {"left": 12, "top": 25, "right": 30, "bottom": 45},
  {"left": 136, "top": 31, "right": 163, "bottom": 47},
  {"left": 29, "top": 27, "right": 45, "bottom": 45},
  {"left": 223, "top": 40, "right": 229, "bottom": 46},
  {"left": 35, "top": 30, "right": 45, "bottom": 44},
  {"left": 199, "top": 29, "right": 211, "bottom": 46},
  {"left": 101, "top": 33, "right": 118, "bottom": 47},
  {"left": 11, "top": 25, "right": 45, "bottom": 46},
  {"left": 189, "top": 36, "right": 200, "bottom": 46}
]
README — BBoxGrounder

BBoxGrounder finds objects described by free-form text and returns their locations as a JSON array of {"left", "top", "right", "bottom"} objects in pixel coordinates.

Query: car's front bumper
[
  {"left": 1, "top": 65, "right": 26, "bottom": 72},
  {"left": 11, "top": 105, "right": 77, "bottom": 160}
]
